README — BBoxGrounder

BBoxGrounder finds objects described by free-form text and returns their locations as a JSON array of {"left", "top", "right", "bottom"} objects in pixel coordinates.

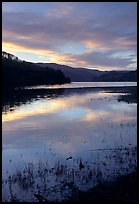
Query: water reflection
[
  {"left": 2, "top": 84, "right": 137, "bottom": 202},
  {"left": 2, "top": 86, "right": 136, "bottom": 114}
]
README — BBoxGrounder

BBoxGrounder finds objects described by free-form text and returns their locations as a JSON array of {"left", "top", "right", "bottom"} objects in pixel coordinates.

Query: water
[
  {"left": 2, "top": 82, "right": 137, "bottom": 202},
  {"left": 24, "top": 81, "right": 137, "bottom": 89}
]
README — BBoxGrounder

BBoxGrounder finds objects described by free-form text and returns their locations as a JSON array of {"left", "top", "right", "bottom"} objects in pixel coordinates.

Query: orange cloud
[
  {"left": 82, "top": 40, "right": 111, "bottom": 51},
  {"left": 2, "top": 40, "right": 88, "bottom": 67},
  {"left": 2, "top": 41, "right": 54, "bottom": 55}
]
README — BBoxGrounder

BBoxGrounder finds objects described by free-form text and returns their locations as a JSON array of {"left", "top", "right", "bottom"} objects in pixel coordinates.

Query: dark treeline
[{"left": 2, "top": 52, "right": 71, "bottom": 89}]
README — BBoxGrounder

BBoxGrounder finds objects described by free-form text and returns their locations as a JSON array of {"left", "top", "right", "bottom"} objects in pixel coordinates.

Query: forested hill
[
  {"left": 92, "top": 70, "right": 137, "bottom": 82},
  {"left": 37, "top": 63, "right": 137, "bottom": 82},
  {"left": 2, "top": 52, "right": 71, "bottom": 89}
]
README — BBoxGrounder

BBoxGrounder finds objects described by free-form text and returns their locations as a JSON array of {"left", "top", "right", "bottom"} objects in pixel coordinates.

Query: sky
[{"left": 2, "top": 2, "right": 137, "bottom": 71}]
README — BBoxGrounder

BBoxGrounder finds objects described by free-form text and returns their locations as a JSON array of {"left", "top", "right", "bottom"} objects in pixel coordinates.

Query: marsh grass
[{"left": 2, "top": 147, "right": 136, "bottom": 202}]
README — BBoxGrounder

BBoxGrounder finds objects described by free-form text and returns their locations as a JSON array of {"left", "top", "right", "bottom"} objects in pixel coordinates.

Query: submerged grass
[{"left": 2, "top": 147, "right": 137, "bottom": 202}]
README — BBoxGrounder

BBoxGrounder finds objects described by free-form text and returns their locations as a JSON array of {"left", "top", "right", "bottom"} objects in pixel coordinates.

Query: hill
[
  {"left": 36, "top": 63, "right": 137, "bottom": 82},
  {"left": 36, "top": 63, "right": 104, "bottom": 81},
  {"left": 93, "top": 70, "right": 137, "bottom": 82},
  {"left": 2, "top": 52, "right": 71, "bottom": 89}
]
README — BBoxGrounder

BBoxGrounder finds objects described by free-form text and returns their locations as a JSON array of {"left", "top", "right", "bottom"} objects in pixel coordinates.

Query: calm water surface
[
  {"left": 2, "top": 82, "right": 137, "bottom": 202},
  {"left": 24, "top": 81, "right": 137, "bottom": 89}
]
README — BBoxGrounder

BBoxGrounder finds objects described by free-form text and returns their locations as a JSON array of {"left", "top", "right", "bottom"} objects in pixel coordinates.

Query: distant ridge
[
  {"left": 36, "top": 62, "right": 137, "bottom": 82},
  {"left": 2, "top": 51, "right": 136, "bottom": 82}
]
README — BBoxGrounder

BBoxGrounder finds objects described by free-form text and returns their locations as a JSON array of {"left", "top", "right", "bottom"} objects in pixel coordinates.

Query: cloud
[
  {"left": 74, "top": 50, "right": 135, "bottom": 69},
  {"left": 2, "top": 2, "right": 137, "bottom": 70}
]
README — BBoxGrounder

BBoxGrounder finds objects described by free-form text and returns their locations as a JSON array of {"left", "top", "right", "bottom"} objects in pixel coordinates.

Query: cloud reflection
[
  {"left": 2, "top": 91, "right": 109, "bottom": 123},
  {"left": 2, "top": 90, "right": 136, "bottom": 153}
]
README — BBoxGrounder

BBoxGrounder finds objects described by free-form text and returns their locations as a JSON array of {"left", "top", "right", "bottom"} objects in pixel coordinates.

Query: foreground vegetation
[
  {"left": 2, "top": 147, "right": 136, "bottom": 202},
  {"left": 3, "top": 172, "right": 136, "bottom": 203},
  {"left": 69, "top": 171, "right": 137, "bottom": 203}
]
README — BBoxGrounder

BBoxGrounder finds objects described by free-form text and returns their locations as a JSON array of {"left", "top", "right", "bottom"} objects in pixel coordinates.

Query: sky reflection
[
  {"left": 2, "top": 91, "right": 110, "bottom": 123},
  {"left": 2, "top": 89, "right": 137, "bottom": 152},
  {"left": 2, "top": 87, "right": 137, "bottom": 200}
]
